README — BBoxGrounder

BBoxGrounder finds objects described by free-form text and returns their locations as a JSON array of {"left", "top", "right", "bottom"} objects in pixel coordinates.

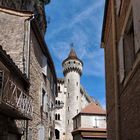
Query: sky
[{"left": 45, "top": 0, "right": 106, "bottom": 108}]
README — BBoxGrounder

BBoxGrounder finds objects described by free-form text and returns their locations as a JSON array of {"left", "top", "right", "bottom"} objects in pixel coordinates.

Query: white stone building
[
  {"left": 72, "top": 102, "right": 107, "bottom": 140},
  {"left": 55, "top": 48, "right": 106, "bottom": 140}
]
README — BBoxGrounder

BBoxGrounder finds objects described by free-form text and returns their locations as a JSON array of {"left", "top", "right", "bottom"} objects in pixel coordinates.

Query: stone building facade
[
  {"left": 0, "top": 4, "right": 57, "bottom": 140},
  {"left": 55, "top": 49, "right": 106, "bottom": 140},
  {"left": 0, "top": 45, "right": 32, "bottom": 140},
  {"left": 72, "top": 103, "right": 107, "bottom": 140},
  {"left": 101, "top": 0, "right": 140, "bottom": 139}
]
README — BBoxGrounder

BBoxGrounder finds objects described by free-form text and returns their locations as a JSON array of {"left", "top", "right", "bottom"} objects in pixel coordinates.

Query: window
[
  {"left": 68, "top": 107, "right": 69, "bottom": 111},
  {"left": 58, "top": 86, "right": 60, "bottom": 92},
  {"left": 68, "top": 93, "right": 70, "bottom": 98},
  {"left": 42, "top": 55, "right": 47, "bottom": 76},
  {"left": 38, "top": 125, "right": 45, "bottom": 140},
  {"left": 58, "top": 114, "right": 60, "bottom": 120},
  {"left": 55, "top": 114, "right": 60, "bottom": 121},
  {"left": 93, "top": 117, "right": 98, "bottom": 128},
  {"left": 77, "top": 109, "right": 78, "bottom": 113},
  {"left": 58, "top": 100, "right": 60, "bottom": 106},
  {"left": 42, "top": 89, "right": 45, "bottom": 110},
  {"left": 68, "top": 79, "right": 69, "bottom": 83},
  {"left": 55, "top": 114, "right": 57, "bottom": 120},
  {"left": 76, "top": 82, "right": 78, "bottom": 86},
  {"left": 118, "top": 11, "right": 135, "bottom": 82},
  {"left": 123, "top": 13, "right": 135, "bottom": 76},
  {"left": 55, "top": 129, "right": 60, "bottom": 139},
  {"left": 77, "top": 96, "right": 78, "bottom": 100},
  {"left": 55, "top": 100, "right": 57, "bottom": 105},
  {"left": 50, "top": 75, "right": 54, "bottom": 90},
  {"left": 68, "top": 120, "right": 69, "bottom": 124},
  {"left": 41, "top": 88, "right": 48, "bottom": 112}
]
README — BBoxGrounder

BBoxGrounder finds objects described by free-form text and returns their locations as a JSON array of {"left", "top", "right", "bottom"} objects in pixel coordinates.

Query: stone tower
[{"left": 62, "top": 48, "right": 83, "bottom": 140}]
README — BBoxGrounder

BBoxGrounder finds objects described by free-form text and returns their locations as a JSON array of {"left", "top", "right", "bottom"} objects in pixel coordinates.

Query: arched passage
[{"left": 55, "top": 129, "right": 60, "bottom": 139}]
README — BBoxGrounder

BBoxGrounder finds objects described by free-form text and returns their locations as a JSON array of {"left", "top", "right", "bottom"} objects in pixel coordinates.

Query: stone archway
[{"left": 55, "top": 129, "right": 60, "bottom": 140}]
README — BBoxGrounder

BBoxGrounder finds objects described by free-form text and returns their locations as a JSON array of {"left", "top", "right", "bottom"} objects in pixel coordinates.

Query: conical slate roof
[
  {"left": 62, "top": 48, "right": 83, "bottom": 65},
  {"left": 68, "top": 48, "right": 78, "bottom": 59}
]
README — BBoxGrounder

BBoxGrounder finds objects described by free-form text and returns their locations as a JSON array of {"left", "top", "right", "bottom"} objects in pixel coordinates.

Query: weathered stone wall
[
  {"left": 0, "top": 0, "right": 49, "bottom": 34},
  {"left": 29, "top": 29, "right": 56, "bottom": 140},
  {"left": 0, "top": 10, "right": 56, "bottom": 140},
  {"left": 0, "top": 12, "right": 28, "bottom": 72}
]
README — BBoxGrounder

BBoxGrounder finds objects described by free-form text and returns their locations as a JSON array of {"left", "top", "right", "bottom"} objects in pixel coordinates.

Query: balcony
[
  {"left": 55, "top": 101, "right": 64, "bottom": 109},
  {"left": 0, "top": 71, "right": 33, "bottom": 120}
]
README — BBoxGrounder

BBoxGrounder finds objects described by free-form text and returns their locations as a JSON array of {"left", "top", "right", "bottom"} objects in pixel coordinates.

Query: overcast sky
[{"left": 45, "top": 0, "right": 105, "bottom": 108}]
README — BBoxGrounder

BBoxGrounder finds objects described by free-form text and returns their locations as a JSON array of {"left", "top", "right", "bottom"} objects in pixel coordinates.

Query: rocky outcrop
[{"left": 0, "top": 0, "right": 50, "bottom": 34}]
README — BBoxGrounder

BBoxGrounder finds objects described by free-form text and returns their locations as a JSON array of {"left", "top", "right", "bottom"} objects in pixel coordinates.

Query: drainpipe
[
  {"left": 26, "top": 15, "right": 34, "bottom": 78},
  {"left": 24, "top": 15, "right": 34, "bottom": 140},
  {"left": 111, "top": 0, "right": 120, "bottom": 140}
]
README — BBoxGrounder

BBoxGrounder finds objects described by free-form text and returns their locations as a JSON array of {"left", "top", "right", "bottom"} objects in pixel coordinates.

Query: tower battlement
[
  {"left": 63, "top": 59, "right": 82, "bottom": 76},
  {"left": 62, "top": 48, "right": 83, "bottom": 76}
]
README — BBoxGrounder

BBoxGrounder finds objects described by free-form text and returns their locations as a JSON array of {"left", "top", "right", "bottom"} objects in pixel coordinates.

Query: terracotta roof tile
[{"left": 80, "top": 102, "right": 106, "bottom": 115}]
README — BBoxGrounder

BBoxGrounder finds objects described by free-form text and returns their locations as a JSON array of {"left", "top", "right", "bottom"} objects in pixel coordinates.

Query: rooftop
[
  {"left": 80, "top": 102, "right": 106, "bottom": 115},
  {"left": 62, "top": 48, "right": 83, "bottom": 65}
]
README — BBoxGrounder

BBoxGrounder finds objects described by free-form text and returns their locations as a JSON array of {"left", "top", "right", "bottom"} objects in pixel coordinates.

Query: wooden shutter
[{"left": 118, "top": 37, "right": 125, "bottom": 82}]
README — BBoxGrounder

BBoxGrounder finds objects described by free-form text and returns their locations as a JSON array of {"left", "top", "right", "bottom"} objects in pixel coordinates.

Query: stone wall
[
  {"left": 0, "top": 9, "right": 56, "bottom": 140},
  {"left": 102, "top": 0, "right": 140, "bottom": 139},
  {"left": 0, "top": 0, "right": 50, "bottom": 34},
  {"left": 0, "top": 12, "right": 28, "bottom": 72}
]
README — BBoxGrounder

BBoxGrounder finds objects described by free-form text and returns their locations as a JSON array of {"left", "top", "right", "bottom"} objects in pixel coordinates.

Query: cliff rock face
[{"left": 0, "top": 0, "right": 50, "bottom": 34}]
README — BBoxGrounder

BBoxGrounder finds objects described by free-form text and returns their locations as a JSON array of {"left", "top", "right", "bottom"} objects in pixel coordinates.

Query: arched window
[
  {"left": 38, "top": 124, "right": 45, "bottom": 140},
  {"left": 58, "top": 86, "right": 60, "bottom": 92},
  {"left": 55, "top": 129, "right": 60, "bottom": 139},
  {"left": 55, "top": 100, "right": 57, "bottom": 105},
  {"left": 55, "top": 114, "right": 57, "bottom": 120},
  {"left": 76, "top": 82, "right": 78, "bottom": 86},
  {"left": 58, "top": 100, "right": 60, "bottom": 106},
  {"left": 58, "top": 114, "right": 60, "bottom": 120}
]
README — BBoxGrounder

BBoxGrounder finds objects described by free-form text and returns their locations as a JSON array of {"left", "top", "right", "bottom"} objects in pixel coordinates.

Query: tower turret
[
  {"left": 62, "top": 48, "right": 83, "bottom": 76},
  {"left": 62, "top": 48, "right": 83, "bottom": 140}
]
